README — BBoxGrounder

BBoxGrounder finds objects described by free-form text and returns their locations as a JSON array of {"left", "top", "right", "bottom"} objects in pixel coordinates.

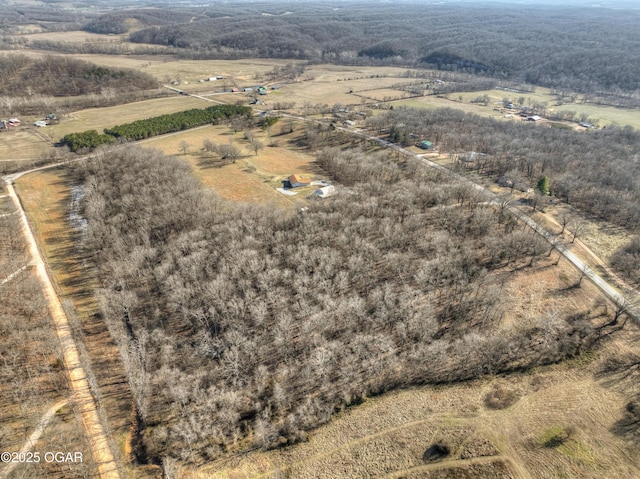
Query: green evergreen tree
[{"left": 536, "top": 175, "right": 550, "bottom": 196}]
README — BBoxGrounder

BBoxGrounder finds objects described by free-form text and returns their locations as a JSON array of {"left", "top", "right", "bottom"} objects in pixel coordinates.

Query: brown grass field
[
  {"left": 16, "top": 168, "right": 137, "bottom": 476},
  {"left": 42, "top": 95, "right": 209, "bottom": 140},
  {"left": 141, "top": 123, "right": 319, "bottom": 207},
  {"left": 188, "top": 259, "right": 640, "bottom": 479},
  {"left": 0, "top": 128, "right": 55, "bottom": 160}
]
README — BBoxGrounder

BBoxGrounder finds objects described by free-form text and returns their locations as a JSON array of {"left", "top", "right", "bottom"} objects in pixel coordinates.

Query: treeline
[
  {"left": 0, "top": 4, "right": 83, "bottom": 33},
  {"left": 369, "top": 107, "right": 640, "bottom": 232},
  {"left": 125, "top": 1, "right": 640, "bottom": 95},
  {"left": 0, "top": 54, "right": 158, "bottom": 97},
  {"left": 104, "top": 104, "right": 252, "bottom": 140},
  {"left": 80, "top": 145, "right": 594, "bottom": 467},
  {"left": 83, "top": 9, "right": 198, "bottom": 34},
  {"left": 61, "top": 104, "right": 252, "bottom": 151}
]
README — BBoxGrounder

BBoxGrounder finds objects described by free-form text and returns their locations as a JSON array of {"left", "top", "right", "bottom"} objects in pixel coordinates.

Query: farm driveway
[{"left": 4, "top": 177, "right": 122, "bottom": 479}]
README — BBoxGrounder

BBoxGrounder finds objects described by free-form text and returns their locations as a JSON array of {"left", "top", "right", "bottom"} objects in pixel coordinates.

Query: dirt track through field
[
  {"left": 0, "top": 399, "right": 69, "bottom": 479},
  {"left": 0, "top": 264, "right": 30, "bottom": 287},
  {"left": 5, "top": 179, "right": 122, "bottom": 479}
]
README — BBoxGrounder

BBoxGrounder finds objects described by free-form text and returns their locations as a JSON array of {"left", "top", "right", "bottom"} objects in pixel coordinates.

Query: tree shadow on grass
[
  {"left": 595, "top": 346, "right": 640, "bottom": 442},
  {"left": 198, "top": 157, "right": 231, "bottom": 169}
]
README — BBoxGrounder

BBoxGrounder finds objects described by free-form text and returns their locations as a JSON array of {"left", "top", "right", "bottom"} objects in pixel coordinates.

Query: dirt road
[{"left": 4, "top": 178, "right": 122, "bottom": 479}]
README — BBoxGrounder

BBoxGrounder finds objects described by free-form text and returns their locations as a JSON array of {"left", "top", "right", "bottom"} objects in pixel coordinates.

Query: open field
[
  {"left": 0, "top": 129, "right": 55, "bottom": 160},
  {"left": 433, "top": 88, "right": 640, "bottom": 130},
  {"left": 20, "top": 30, "right": 128, "bottom": 43},
  {"left": 266, "top": 65, "right": 419, "bottom": 108},
  {"left": 141, "top": 123, "right": 319, "bottom": 207},
  {"left": 16, "top": 168, "right": 136, "bottom": 476},
  {"left": 42, "top": 94, "right": 209, "bottom": 140}
]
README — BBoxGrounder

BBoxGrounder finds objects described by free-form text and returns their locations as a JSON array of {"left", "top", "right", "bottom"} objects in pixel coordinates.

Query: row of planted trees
[{"left": 61, "top": 104, "right": 252, "bottom": 151}]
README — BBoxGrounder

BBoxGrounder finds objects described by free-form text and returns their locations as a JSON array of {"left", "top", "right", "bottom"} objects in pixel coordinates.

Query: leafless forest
[
  {"left": 370, "top": 108, "right": 640, "bottom": 230},
  {"left": 77, "top": 145, "right": 595, "bottom": 465}
]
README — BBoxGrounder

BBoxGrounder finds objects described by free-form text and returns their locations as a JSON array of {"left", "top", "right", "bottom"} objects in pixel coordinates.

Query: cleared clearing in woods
[{"left": 141, "top": 122, "right": 319, "bottom": 207}]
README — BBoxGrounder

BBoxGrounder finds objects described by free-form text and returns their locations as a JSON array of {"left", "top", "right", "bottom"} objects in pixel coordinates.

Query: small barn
[
  {"left": 418, "top": 140, "right": 433, "bottom": 150},
  {"left": 283, "top": 175, "right": 311, "bottom": 189},
  {"left": 313, "top": 185, "right": 336, "bottom": 198}
]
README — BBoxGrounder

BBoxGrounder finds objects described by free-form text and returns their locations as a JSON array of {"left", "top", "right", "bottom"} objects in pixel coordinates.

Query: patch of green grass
[
  {"left": 557, "top": 439, "right": 596, "bottom": 467},
  {"left": 539, "top": 425, "right": 573, "bottom": 448}
]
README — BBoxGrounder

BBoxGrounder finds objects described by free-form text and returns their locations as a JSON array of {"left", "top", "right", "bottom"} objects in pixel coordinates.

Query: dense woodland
[
  {"left": 124, "top": 2, "right": 640, "bottom": 95},
  {"left": 368, "top": 108, "right": 640, "bottom": 232},
  {"left": 0, "top": 54, "right": 163, "bottom": 116},
  {"left": 0, "top": 54, "right": 157, "bottom": 97},
  {"left": 3, "top": 2, "right": 640, "bottom": 96},
  {"left": 79, "top": 145, "right": 594, "bottom": 465}
]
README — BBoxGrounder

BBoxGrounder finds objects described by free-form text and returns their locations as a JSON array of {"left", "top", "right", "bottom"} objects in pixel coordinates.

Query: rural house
[{"left": 283, "top": 175, "right": 311, "bottom": 189}]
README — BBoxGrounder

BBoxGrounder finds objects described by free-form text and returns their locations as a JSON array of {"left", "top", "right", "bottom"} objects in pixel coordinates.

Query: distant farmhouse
[{"left": 283, "top": 175, "right": 311, "bottom": 189}]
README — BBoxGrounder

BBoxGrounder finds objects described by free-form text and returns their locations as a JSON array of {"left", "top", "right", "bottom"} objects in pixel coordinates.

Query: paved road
[{"left": 339, "top": 126, "right": 638, "bottom": 322}]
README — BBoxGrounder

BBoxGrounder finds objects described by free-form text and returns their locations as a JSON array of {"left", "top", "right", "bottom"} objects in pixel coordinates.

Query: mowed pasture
[
  {"left": 0, "top": 128, "right": 55, "bottom": 160},
  {"left": 141, "top": 122, "right": 319, "bottom": 207},
  {"left": 264, "top": 65, "right": 420, "bottom": 107},
  {"left": 431, "top": 88, "right": 640, "bottom": 129},
  {"left": 16, "top": 168, "right": 135, "bottom": 469},
  {"left": 20, "top": 30, "right": 127, "bottom": 43},
  {"left": 190, "top": 261, "right": 640, "bottom": 479},
  {"left": 42, "top": 94, "right": 209, "bottom": 140}
]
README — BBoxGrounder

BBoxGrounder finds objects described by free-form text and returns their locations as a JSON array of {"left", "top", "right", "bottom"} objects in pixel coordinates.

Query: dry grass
[
  {"left": 141, "top": 123, "right": 319, "bottom": 207},
  {"left": 42, "top": 95, "right": 210, "bottom": 140},
  {"left": 0, "top": 128, "right": 55, "bottom": 160},
  {"left": 187, "top": 260, "right": 640, "bottom": 479},
  {"left": 20, "top": 30, "right": 127, "bottom": 43},
  {"left": 401, "top": 88, "right": 640, "bottom": 129},
  {"left": 16, "top": 168, "right": 135, "bottom": 470},
  {"left": 394, "top": 96, "right": 508, "bottom": 120}
]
